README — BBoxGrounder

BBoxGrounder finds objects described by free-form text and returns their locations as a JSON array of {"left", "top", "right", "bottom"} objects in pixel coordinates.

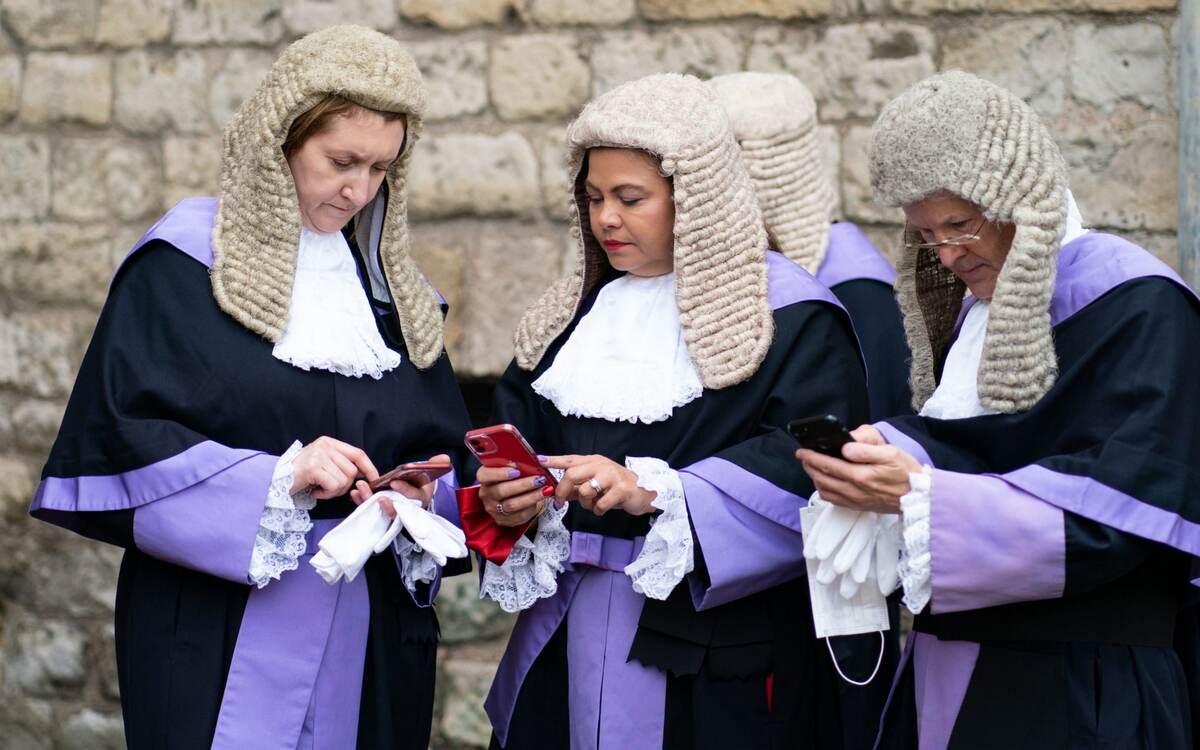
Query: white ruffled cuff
[
  {"left": 897, "top": 466, "right": 932, "bottom": 613},
  {"left": 623, "top": 456, "right": 694, "bottom": 600},
  {"left": 249, "top": 441, "right": 315, "bottom": 588},
  {"left": 480, "top": 501, "right": 570, "bottom": 614},
  {"left": 394, "top": 533, "right": 441, "bottom": 594}
]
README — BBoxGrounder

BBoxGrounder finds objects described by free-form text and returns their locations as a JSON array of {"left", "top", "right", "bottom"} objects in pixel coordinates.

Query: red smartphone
[
  {"left": 464, "top": 424, "right": 556, "bottom": 489},
  {"left": 368, "top": 460, "right": 453, "bottom": 491}
]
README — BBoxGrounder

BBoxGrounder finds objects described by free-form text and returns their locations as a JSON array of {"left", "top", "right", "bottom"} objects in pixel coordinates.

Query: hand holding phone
[
  {"left": 788, "top": 415, "right": 855, "bottom": 459},
  {"left": 368, "top": 460, "right": 453, "bottom": 491}
]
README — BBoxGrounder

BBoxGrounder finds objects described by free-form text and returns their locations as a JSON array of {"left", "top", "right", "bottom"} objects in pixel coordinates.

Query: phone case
[
  {"left": 369, "top": 461, "right": 453, "bottom": 491},
  {"left": 463, "top": 424, "right": 556, "bottom": 488}
]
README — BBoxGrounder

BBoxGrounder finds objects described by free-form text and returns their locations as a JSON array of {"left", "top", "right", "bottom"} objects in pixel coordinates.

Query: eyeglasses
[{"left": 904, "top": 216, "right": 987, "bottom": 251}]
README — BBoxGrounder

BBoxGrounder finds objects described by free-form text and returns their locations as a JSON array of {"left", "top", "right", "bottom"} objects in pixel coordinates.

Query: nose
[
  {"left": 597, "top": 198, "right": 621, "bottom": 230},
  {"left": 341, "top": 171, "right": 371, "bottom": 207},
  {"left": 937, "top": 243, "right": 967, "bottom": 269}
]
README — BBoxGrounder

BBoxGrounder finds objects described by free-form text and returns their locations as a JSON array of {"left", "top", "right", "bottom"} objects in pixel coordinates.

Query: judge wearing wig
[
  {"left": 476, "top": 73, "right": 876, "bottom": 749},
  {"left": 29, "top": 26, "right": 471, "bottom": 749},
  {"left": 709, "top": 72, "right": 912, "bottom": 422},
  {"left": 799, "top": 70, "right": 1200, "bottom": 749}
]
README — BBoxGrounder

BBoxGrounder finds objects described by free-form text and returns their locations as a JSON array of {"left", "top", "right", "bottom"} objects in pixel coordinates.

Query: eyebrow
[
  {"left": 584, "top": 181, "right": 649, "bottom": 193},
  {"left": 329, "top": 149, "right": 399, "bottom": 165}
]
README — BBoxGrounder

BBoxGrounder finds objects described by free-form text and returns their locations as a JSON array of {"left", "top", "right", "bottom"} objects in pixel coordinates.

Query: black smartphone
[{"left": 787, "top": 414, "right": 854, "bottom": 458}]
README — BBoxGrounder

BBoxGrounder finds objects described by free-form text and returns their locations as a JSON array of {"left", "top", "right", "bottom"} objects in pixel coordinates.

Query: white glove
[
  {"left": 387, "top": 492, "right": 468, "bottom": 567},
  {"left": 803, "top": 493, "right": 901, "bottom": 599},
  {"left": 310, "top": 493, "right": 400, "bottom": 584}
]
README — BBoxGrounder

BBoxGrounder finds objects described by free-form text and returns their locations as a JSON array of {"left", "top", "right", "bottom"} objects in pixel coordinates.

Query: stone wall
[{"left": 0, "top": 0, "right": 1179, "bottom": 747}]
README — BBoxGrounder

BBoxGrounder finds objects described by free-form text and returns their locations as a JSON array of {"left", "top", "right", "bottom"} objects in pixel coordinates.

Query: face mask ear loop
[{"left": 825, "top": 631, "right": 886, "bottom": 687}]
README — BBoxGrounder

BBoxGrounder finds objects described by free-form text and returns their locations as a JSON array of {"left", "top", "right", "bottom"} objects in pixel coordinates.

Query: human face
[
  {"left": 584, "top": 148, "right": 675, "bottom": 278},
  {"left": 903, "top": 193, "right": 1016, "bottom": 301},
  {"left": 286, "top": 109, "right": 406, "bottom": 234}
]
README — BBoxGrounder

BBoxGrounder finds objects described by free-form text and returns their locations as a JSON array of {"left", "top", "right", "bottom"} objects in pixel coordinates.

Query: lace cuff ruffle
[
  {"left": 623, "top": 456, "right": 694, "bottom": 600},
  {"left": 897, "top": 466, "right": 932, "bottom": 613},
  {"left": 480, "top": 501, "right": 570, "bottom": 614},
  {"left": 394, "top": 533, "right": 441, "bottom": 594},
  {"left": 249, "top": 441, "right": 315, "bottom": 588}
]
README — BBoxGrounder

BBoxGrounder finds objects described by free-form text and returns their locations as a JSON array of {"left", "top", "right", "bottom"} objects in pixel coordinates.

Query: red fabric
[
  {"left": 765, "top": 673, "right": 774, "bottom": 714},
  {"left": 456, "top": 484, "right": 533, "bottom": 565}
]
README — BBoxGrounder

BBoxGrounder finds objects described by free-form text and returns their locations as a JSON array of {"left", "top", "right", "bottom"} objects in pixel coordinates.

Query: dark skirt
[
  {"left": 114, "top": 546, "right": 439, "bottom": 750},
  {"left": 491, "top": 585, "right": 898, "bottom": 750},
  {"left": 876, "top": 639, "right": 1193, "bottom": 750}
]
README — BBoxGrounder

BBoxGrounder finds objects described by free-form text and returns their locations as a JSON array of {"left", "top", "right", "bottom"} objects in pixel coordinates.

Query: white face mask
[{"left": 800, "top": 505, "right": 890, "bottom": 685}]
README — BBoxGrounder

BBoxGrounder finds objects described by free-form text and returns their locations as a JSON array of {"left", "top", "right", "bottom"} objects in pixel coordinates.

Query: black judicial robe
[
  {"left": 485, "top": 252, "right": 889, "bottom": 750},
  {"left": 30, "top": 198, "right": 471, "bottom": 749},
  {"left": 873, "top": 233, "right": 1200, "bottom": 750}
]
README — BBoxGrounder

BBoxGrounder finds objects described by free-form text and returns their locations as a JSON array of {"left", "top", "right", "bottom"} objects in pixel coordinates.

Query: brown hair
[{"left": 282, "top": 95, "right": 406, "bottom": 158}]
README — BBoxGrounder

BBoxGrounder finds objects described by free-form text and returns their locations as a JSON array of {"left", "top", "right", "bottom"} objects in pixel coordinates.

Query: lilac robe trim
[
  {"left": 817, "top": 223, "right": 897, "bottom": 289},
  {"left": 874, "top": 422, "right": 933, "bottom": 467},
  {"left": 929, "top": 469, "right": 1065, "bottom": 614},
  {"left": 1050, "top": 232, "right": 1194, "bottom": 325},
  {"left": 132, "top": 452, "right": 276, "bottom": 584},
  {"left": 873, "top": 634, "right": 914, "bottom": 750},
  {"left": 681, "top": 457, "right": 807, "bottom": 610},
  {"left": 127, "top": 196, "right": 218, "bottom": 270},
  {"left": 213, "top": 517, "right": 370, "bottom": 750},
  {"left": 765, "top": 250, "right": 846, "bottom": 313},
  {"left": 911, "top": 632, "right": 980, "bottom": 750},
  {"left": 485, "top": 533, "right": 654, "bottom": 747},
  {"left": 32, "top": 440, "right": 264, "bottom": 513}
]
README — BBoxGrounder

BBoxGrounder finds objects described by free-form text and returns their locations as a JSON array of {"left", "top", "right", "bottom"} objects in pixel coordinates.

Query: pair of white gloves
[
  {"left": 310, "top": 490, "right": 468, "bottom": 584},
  {"left": 803, "top": 494, "right": 902, "bottom": 599}
]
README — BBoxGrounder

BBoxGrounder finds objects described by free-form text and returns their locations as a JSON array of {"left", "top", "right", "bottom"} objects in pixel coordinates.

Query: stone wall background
[{"left": 0, "top": 0, "right": 1179, "bottom": 747}]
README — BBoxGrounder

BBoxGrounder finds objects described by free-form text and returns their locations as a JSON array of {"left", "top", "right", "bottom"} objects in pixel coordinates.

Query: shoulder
[
  {"left": 1051, "top": 233, "right": 1197, "bottom": 327},
  {"left": 819, "top": 222, "right": 897, "bottom": 288},
  {"left": 765, "top": 250, "right": 843, "bottom": 312}
]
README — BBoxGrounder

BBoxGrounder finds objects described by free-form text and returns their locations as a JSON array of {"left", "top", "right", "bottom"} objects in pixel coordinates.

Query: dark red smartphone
[
  {"left": 368, "top": 460, "right": 453, "bottom": 491},
  {"left": 787, "top": 414, "right": 855, "bottom": 458},
  {"left": 464, "top": 424, "right": 556, "bottom": 489}
]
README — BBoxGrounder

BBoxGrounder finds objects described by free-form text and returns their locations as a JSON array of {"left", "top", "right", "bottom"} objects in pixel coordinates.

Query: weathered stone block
[
  {"left": 163, "top": 135, "right": 221, "bottom": 209},
  {"left": 208, "top": 48, "right": 275, "bottom": 130},
  {"left": 411, "top": 39, "right": 489, "bottom": 122},
  {"left": 281, "top": 0, "right": 397, "bottom": 34},
  {"left": 399, "top": 0, "right": 520, "bottom": 28},
  {"left": 437, "top": 652, "right": 505, "bottom": 748},
  {"left": 747, "top": 23, "right": 936, "bottom": 122},
  {"left": 52, "top": 138, "right": 160, "bottom": 222},
  {"left": 0, "top": 696, "right": 53, "bottom": 750},
  {"left": 3, "top": 618, "right": 85, "bottom": 695},
  {"left": 173, "top": 0, "right": 283, "bottom": 45},
  {"left": 490, "top": 34, "right": 590, "bottom": 121},
  {"left": 641, "top": 0, "right": 830, "bottom": 19},
  {"left": 888, "top": 0, "right": 983, "bottom": 13},
  {"left": 523, "top": 0, "right": 635, "bottom": 25},
  {"left": 4, "top": 531, "right": 122, "bottom": 616},
  {"left": 535, "top": 124, "right": 572, "bottom": 220},
  {"left": 1071, "top": 23, "right": 1171, "bottom": 112},
  {"left": 435, "top": 575, "right": 515, "bottom": 643},
  {"left": 0, "top": 454, "right": 34, "bottom": 516},
  {"left": 10, "top": 399, "right": 65, "bottom": 452},
  {"left": 409, "top": 131, "right": 541, "bottom": 219},
  {"left": 3, "top": 0, "right": 97, "bottom": 48},
  {"left": 841, "top": 125, "right": 904, "bottom": 225},
  {"left": 19, "top": 53, "right": 112, "bottom": 127},
  {"left": 1067, "top": 117, "right": 1177, "bottom": 232},
  {"left": 96, "top": 0, "right": 173, "bottom": 47},
  {"left": 409, "top": 230, "right": 466, "bottom": 355},
  {"left": 987, "top": 0, "right": 1176, "bottom": 10},
  {"left": 59, "top": 709, "right": 125, "bottom": 750},
  {"left": 943, "top": 18, "right": 1069, "bottom": 117},
  {"left": 0, "top": 222, "right": 117, "bottom": 308},
  {"left": 591, "top": 27, "right": 743, "bottom": 96},
  {"left": 0, "top": 314, "right": 77, "bottom": 398},
  {"left": 0, "top": 136, "right": 51, "bottom": 221},
  {"left": 114, "top": 49, "right": 209, "bottom": 133},
  {"left": 460, "top": 230, "right": 562, "bottom": 376},
  {"left": 0, "top": 56, "right": 21, "bottom": 123}
]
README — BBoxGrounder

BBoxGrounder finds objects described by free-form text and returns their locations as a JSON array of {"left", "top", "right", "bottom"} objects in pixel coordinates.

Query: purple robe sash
[{"left": 816, "top": 222, "right": 897, "bottom": 289}]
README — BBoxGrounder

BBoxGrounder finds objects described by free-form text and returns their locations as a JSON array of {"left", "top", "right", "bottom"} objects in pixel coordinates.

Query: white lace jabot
[
  {"left": 272, "top": 227, "right": 401, "bottom": 379},
  {"left": 532, "top": 272, "right": 702, "bottom": 424}
]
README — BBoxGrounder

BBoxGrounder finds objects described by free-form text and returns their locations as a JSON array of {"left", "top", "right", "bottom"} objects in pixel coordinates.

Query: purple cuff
[
  {"left": 402, "top": 472, "right": 460, "bottom": 608},
  {"left": 928, "top": 469, "right": 1066, "bottom": 614},
  {"left": 875, "top": 422, "right": 934, "bottom": 467},
  {"left": 133, "top": 452, "right": 278, "bottom": 584},
  {"left": 680, "top": 457, "right": 807, "bottom": 610}
]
